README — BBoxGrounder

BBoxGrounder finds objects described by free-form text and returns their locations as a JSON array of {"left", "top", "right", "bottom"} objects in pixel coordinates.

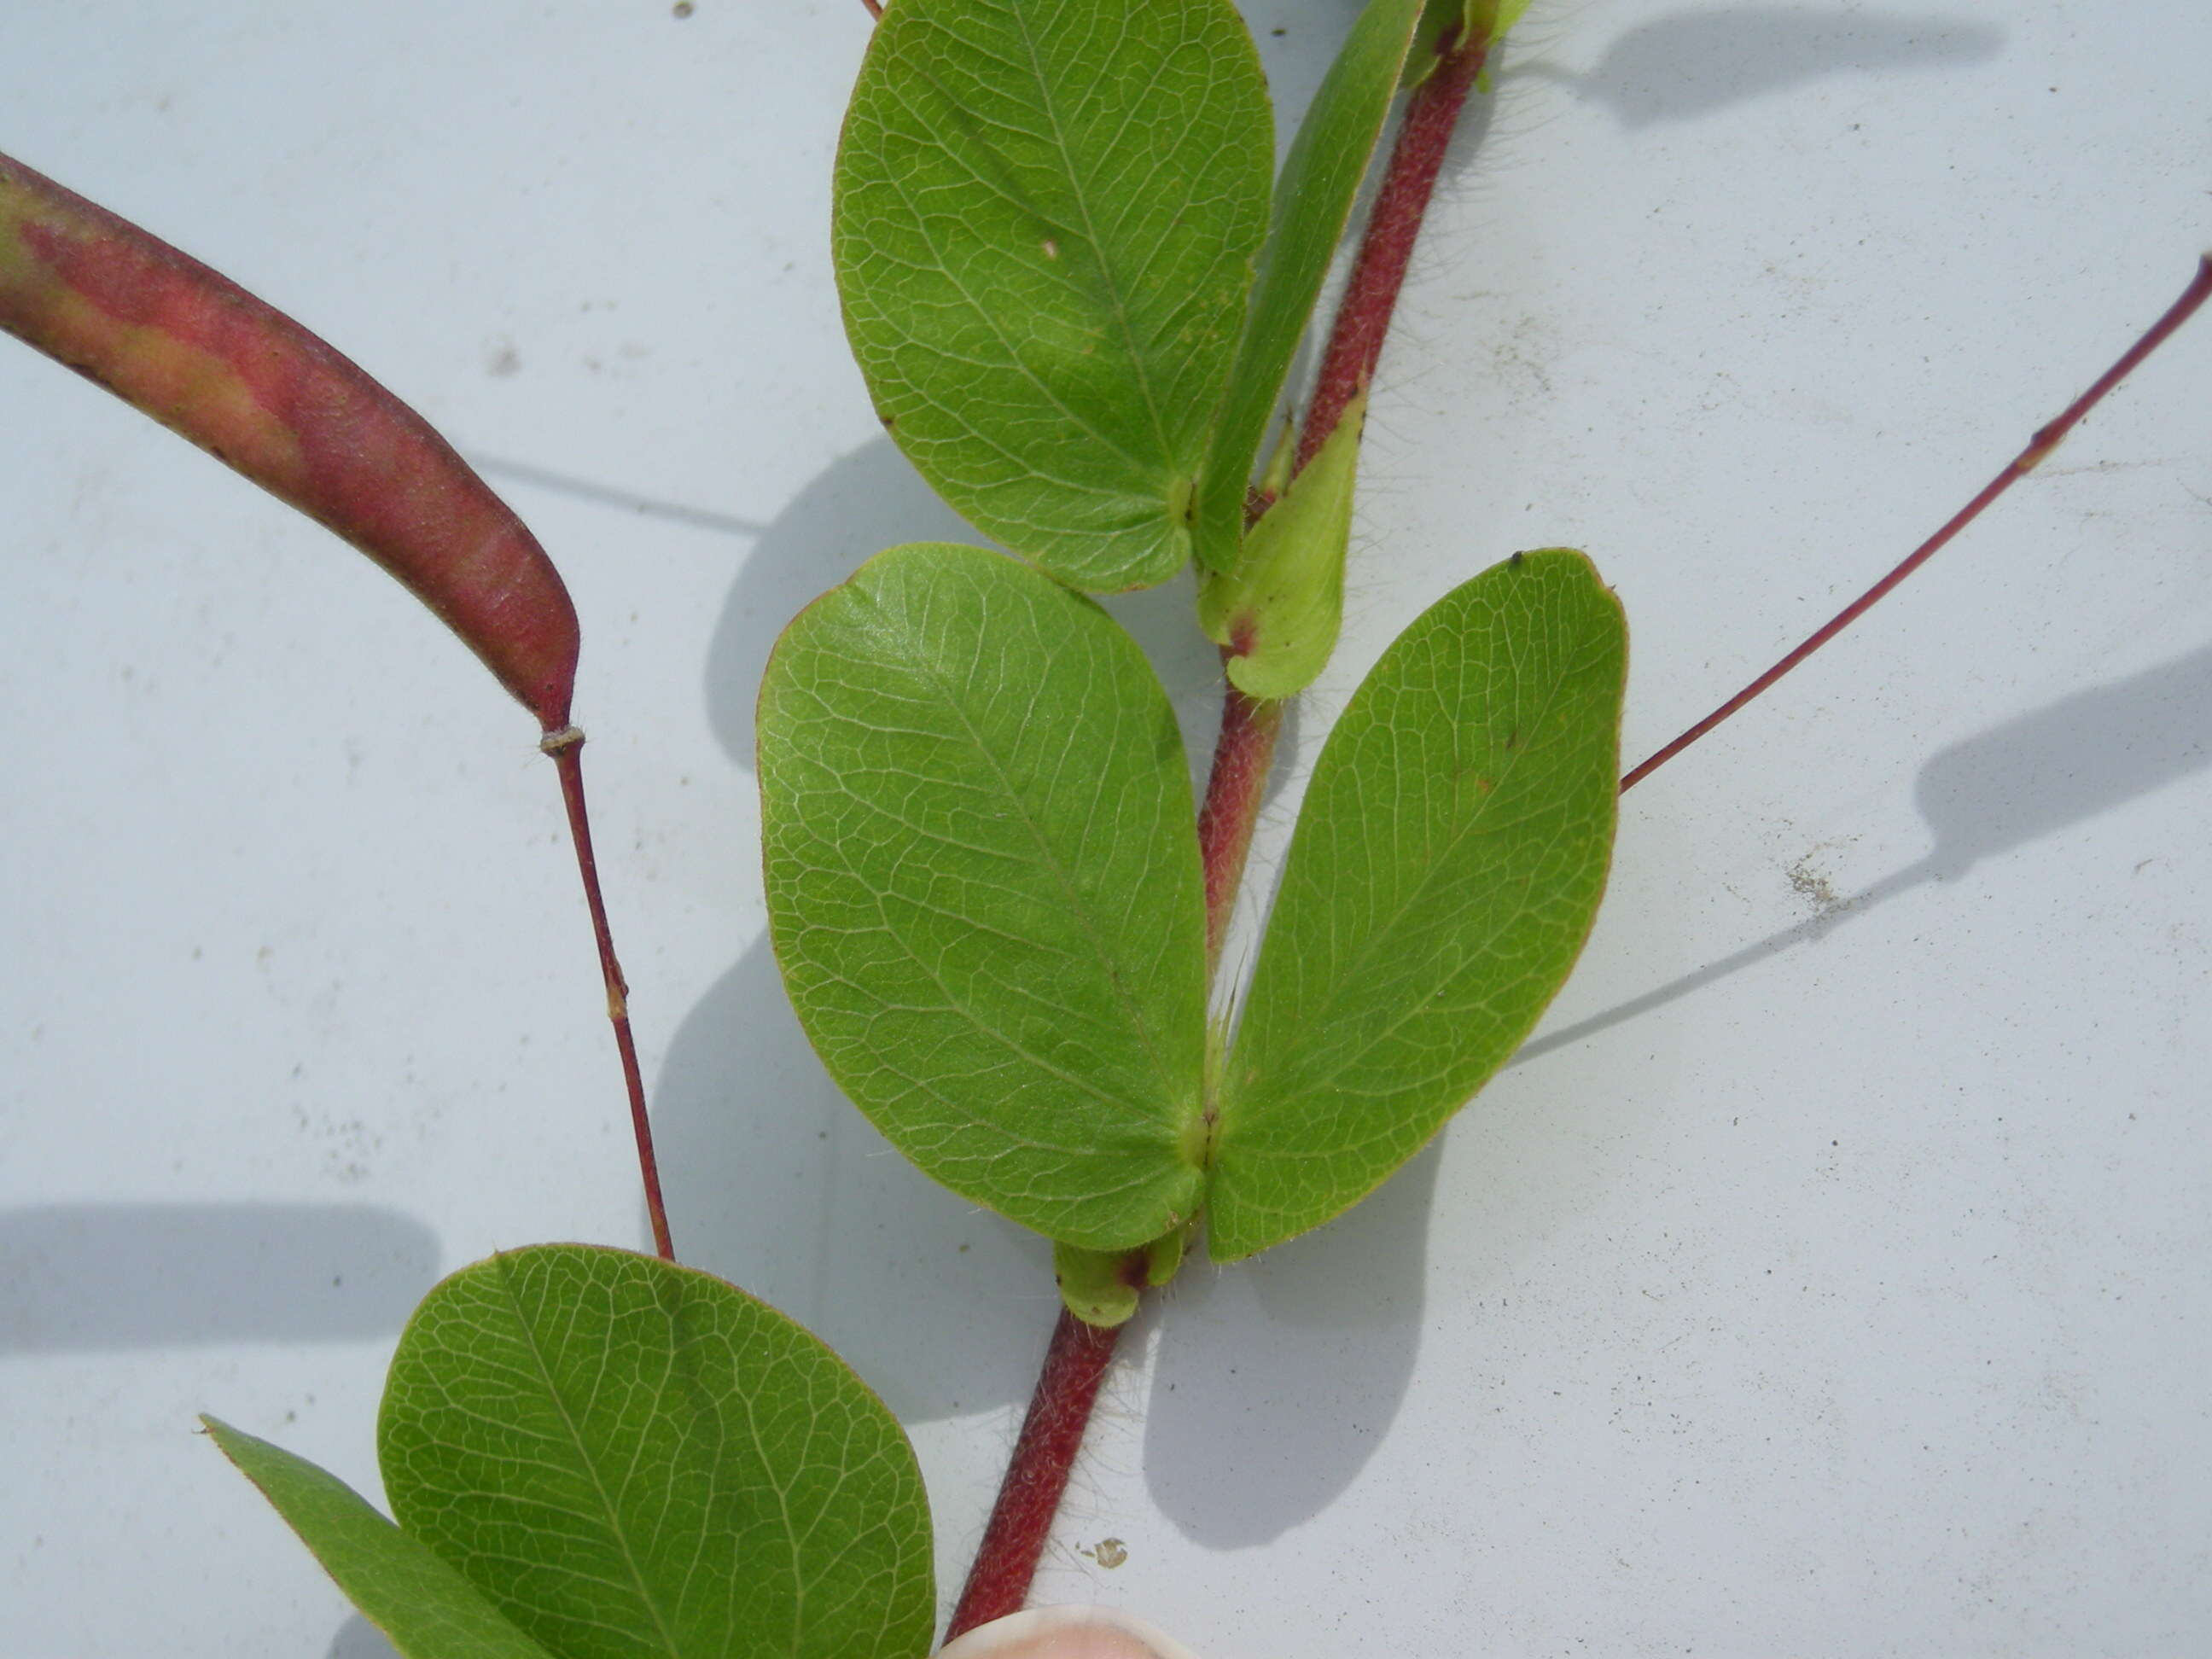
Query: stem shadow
[
  {"left": 1530, "top": 638, "right": 2212, "bottom": 1064},
  {"left": 1513, "top": 6, "right": 2004, "bottom": 127}
]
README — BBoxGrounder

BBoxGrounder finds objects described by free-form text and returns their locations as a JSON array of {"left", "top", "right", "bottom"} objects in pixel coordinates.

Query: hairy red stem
[
  {"left": 1197, "top": 677, "right": 1288, "bottom": 969},
  {"left": 944, "top": 1307, "right": 1121, "bottom": 1639},
  {"left": 1296, "top": 32, "right": 1490, "bottom": 473},
  {"left": 1621, "top": 254, "right": 2212, "bottom": 794},
  {"left": 546, "top": 731, "right": 675, "bottom": 1261}
]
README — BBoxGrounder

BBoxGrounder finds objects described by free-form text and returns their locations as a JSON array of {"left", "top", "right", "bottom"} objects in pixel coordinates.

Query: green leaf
[
  {"left": 377, "top": 1246, "right": 934, "bottom": 1659},
  {"left": 760, "top": 544, "right": 1209, "bottom": 1250},
  {"left": 833, "top": 0, "right": 1272, "bottom": 591},
  {"left": 1192, "top": 0, "right": 1425, "bottom": 573},
  {"left": 1208, "top": 550, "right": 1627, "bottom": 1260},
  {"left": 1197, "top": 391, "right": 1366, "bottom": 700},
  {"left": 201, "top": 1417, "right": 559, "bottom": 1659}
]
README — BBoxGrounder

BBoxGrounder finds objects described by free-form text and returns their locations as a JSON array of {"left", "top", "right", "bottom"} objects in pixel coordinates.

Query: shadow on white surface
[
  {"left": 699, "top": 436, "right": 1230, "bottom": 783},
  {"left": 1516, "top": 6, "right": 2004, "bottom": 127},
  {"left": 328, "top": 1614, "right": 399, "bottom": 1659},
  {"left": 1527, "top": 638, "right": 2212, "bottom": 1062},
  {"left": 1141, "top": 1142, "right": 1439, "bottom": 1548},
  {"left": 474, "top": 452, "right": 772, "bottom": 542},
  {"left": 0, "top": 1202, "right": 439, "bottom": 1353},
  {"left": 650, "top": 933, "right": 1053, "bottom": 1424},
  {"left": 701, "top": 436, "right": 989, "bottom": 777}
]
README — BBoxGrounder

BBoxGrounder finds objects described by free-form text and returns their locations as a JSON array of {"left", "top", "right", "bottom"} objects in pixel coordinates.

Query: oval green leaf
[
  {"left": 203, "top": 1417, "right": 561, "bottom": 1659},
  {"left": 833, "top": 0, "right": 1272, "bottom": 591},
  {"left": 377, "top": 1245, "right": 934, "bottom": 1659},
  {"left": 1208, "top": 550, "right": 1627, "bottom": 1259},
  {"left": 1191, "top": 0, "right": 1425, "bottom": 573},
  {"left": 760, "top": 544, "right": 1209, "bottom": 1250}
]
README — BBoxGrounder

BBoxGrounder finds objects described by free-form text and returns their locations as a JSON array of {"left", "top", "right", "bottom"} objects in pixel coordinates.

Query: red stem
[
  {"left": 545, "top": 729, "right": 675, "bottom": 1261},
  {"left": 945, "top": 26, "right": 1503, "bottom": 1632},
  {"left": 944, "top": 1308, "right": 1121, "bottom": 1639},
  {"left": 1196, "top": 676, "right": 1287, "bottom": 968},
  {"left": 1621, "top": 253, "right": 2212, "bottom": 794},
  {"left": 1297, "top": 32, "right": 1491, "bottom": 473}
]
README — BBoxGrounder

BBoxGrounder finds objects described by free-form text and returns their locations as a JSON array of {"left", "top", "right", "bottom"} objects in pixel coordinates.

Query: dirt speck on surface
[
  {"left": 1785, "top": 837, "right": 1860, "bottom": 917},
  {"left": 1787, "top": 857, "right": 1842, "bottom": 915}
]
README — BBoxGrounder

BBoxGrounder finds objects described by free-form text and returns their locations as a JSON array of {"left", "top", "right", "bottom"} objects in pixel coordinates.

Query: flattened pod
[{"left": 0, "top": 151, "right": 579, "bottom": 730}]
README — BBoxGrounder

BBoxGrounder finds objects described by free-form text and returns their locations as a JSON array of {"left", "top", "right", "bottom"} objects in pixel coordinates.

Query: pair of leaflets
[{"left": 761, "top": 545, "right": 1626, "bottom": 1267}]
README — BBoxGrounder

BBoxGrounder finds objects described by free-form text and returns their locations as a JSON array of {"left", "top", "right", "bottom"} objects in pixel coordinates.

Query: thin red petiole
[
  {"left": 544, "top": 729, "right": 676, "bottom": 1261},
  {"left": 1621, "top": 255, "right": 2212, "bottom": 795}
]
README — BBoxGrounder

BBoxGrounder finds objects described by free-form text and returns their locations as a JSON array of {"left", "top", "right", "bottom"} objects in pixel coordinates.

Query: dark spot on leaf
[{"left": 1509, "top": 550, "right": 1525, "bottom": 567}]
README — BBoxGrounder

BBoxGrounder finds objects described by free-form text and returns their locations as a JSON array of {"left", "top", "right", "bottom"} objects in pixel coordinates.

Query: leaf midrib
[
  {"left": 1009, "top": 0, "right": 1179, "bottom": 473},
  {"left": 880, "top": 581, "right": 1193, "bottom": 1138},
  {"left": 866, "top": 61, "right": 1159, "bottom": 481},
  {"left": 1225, "top": 627, "right": 1596, "bottom": 1118},
  {"left": 492, "top": 1256, "right": 684, "bottom": 1659}
]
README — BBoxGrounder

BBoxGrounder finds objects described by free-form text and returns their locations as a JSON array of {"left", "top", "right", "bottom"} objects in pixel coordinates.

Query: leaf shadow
[
  {"left": 1525, "top": 638, "right": 2212, "bottom": 1065},
  {"left": 326, "top": 1615, "right": 399, "bottom": 1659},
  {"left": 649, "top": 933, "right": 1054, "bottom": 1424},
  {"left": 1138, "top": 1141, "right": 1439, "bottom": 1549},
  {"left": 700, "top": 435, "right": 1231, "bottom": 787},
  {"left": 0, "top": 1202, "right": 438, "bottom": 1353},
  {"left": 700, "top": 438, "right": 986, "bottom": 777},
  {"left": 1513, "top": 5, "right": 2005, "bottom": 127}
]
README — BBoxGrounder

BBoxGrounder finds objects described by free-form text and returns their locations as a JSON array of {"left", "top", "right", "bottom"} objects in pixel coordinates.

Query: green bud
[
  {"left": 1054, "top": 1239, "right": 1144, "bottom": 1328},
  {"left": 1403, "top": 0, "right": 1534, "bottom": 86},
  {"left": 1054, "top": 1219, "right": 1196, "bottom": 1327},
  {"left": 1197, "top": 391, "right": 1365, "bottom": 701}
]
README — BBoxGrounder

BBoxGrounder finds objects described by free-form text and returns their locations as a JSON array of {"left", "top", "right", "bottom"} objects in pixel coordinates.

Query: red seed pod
[{"left": 0, "top": 150, "right": 579, "bottom": 731}]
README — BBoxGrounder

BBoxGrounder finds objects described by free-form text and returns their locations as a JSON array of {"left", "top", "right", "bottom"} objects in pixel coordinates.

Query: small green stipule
[{"left": 0, "top": 149, "right": 673, "bottom": 1260}]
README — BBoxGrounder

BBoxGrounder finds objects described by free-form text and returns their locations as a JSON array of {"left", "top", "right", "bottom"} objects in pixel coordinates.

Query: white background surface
[{"left": 3, "top": 2, "right": 2209, "bottom": 1656}]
